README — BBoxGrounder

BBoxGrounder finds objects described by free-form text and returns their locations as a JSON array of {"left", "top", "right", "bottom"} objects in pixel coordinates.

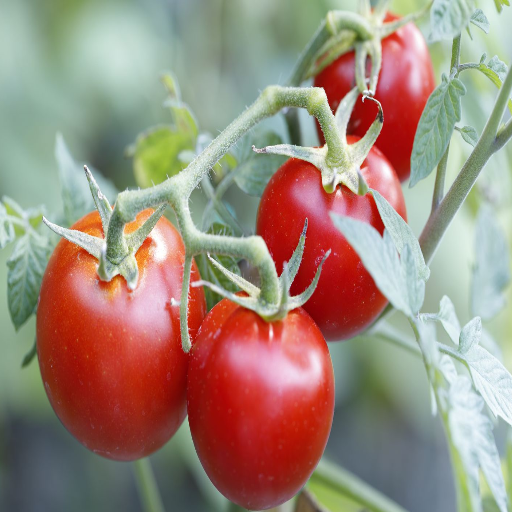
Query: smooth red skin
[
  {"left": 36, "top": 210, "right": 206, "bottom": 461},
  {"left": 256, "top": 136, "right": 407, "bottom": 341},
  {"left": 187, "top": 299, "right": 335, "bottom": 511},
  {"left": 313, "top": 13, "right": 435, "bottom": 182}
]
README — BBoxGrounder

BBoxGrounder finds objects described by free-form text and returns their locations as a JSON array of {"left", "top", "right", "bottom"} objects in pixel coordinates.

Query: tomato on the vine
[
  {"left": 313, "top": 13, "right": 435, "bottom": 182},
  {"left": 256, "top": 136, "right": 407, "bottom": 341},
  {"left": 36, "top": 209, "right": 206, "bottom": 461},
  {"left": 187, "top": 298, "right": 335, "bottom": 511}
]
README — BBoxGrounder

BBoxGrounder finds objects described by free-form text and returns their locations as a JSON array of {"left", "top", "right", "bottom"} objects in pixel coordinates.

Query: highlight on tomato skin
[
  {"left": 256, "top": 136, "right": 407, "bottom": 342},
  {"left": 313, "top": 12, "right": 436, "bottom": 182},
  {"left": 36, "top": 209, "right": 207, "bottom": 462},
  {"left": 187, "top": 298, "right": 335, "bottom": 511}
]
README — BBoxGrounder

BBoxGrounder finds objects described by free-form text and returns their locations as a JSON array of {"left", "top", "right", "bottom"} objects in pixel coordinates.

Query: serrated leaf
[
  {"left": 371, "top": 189, "right": 430, "bottom": 281},
  {"left": 494, "top": 0, "right": 510, "bottom": 13},
  {"left": 458, "top": 125, "right": 479, "bottom": 147},
  {"left": 430, "top": 295, "right": 461, "bottom": 345},
  {"left": 234, "top": 131, "right": 286, "bottom": 197},
  {"left": 330, "top": 214, "right": 415, "bottom": 317},
  {"left": 401, "top": 244, "right": 425, "bottom": 315},
  {"left": 131, "top": 125, "right": 196, "bottom": 189},
  {"left": 55, "top": 134, "right": 117, "bottom": 226},
  {"left": 7, "top": 233, "right": 50, "bottom": 330},
  {"left": 448, "top": 376, "right": 508, "bottom": 512},
  {"left": 470, "top": 9, "right": 490, "bottom": 33},
  {"left": 459, "top": 317, "right": 482, "bottom": 354},
  {"left": 410, "top": 76, "right": 466, "bottom": 187},
  {"left": 463, "top": 343, "right": 512, "bottom": 428},
  {"left": 0, "top": 202, "right": 15, "bottom": 248},
  {"left": 476, "top": 57, "right": 512, "bottom": 115},
  {"left": 430, "top": 0, "right": 475, "bottom": 42},
  {"left": 195, "top": 223, "right": 242, "bottom": 310},
  {"left": 471, "top": 205, "right": 511, "bottom": 320}
]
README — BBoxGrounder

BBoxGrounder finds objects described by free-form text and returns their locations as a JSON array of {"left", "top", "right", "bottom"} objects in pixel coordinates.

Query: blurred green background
[{"left": 1, "top": 0, "right": 512, "bottom": 510}]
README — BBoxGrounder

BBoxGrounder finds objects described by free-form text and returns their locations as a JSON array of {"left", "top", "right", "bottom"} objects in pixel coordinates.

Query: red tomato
[
  {"left": 187, "top": 299, "right": 335, "bottom": 510},
  {"left": 313, "top": 13, "right": 435, "bottom": 182},
  {"left": 256, "top": 136, "right": 407, "bottom": 341},
  {"left": 36, "top": 210, "right": 206, "bottom": 461}
]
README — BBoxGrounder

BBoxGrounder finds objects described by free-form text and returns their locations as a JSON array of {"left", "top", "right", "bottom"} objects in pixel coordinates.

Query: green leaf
[
  {"left": 476, "top": 57, "right": 512, "bottom": 115},
  {"left": 448, "top": 375, "right": 507, "bottom": 512},
  {"left": 130, "top": 125, "right": 196, "bottom": 189},
  {"left": 471, "top": 205, "right": 511, "bottom": 320},
  {"left": 7, "top": 233, "right": 50, "bottom": 330},
  {"left": 55, "top": 134, "right": 117, "bottom": 226},
  {"left": 462, "top": 343, "right": 512, "bottom": 428},
  {"left": 457, "top": 125, "right": 479, "bottom": 147},
  {"left": 470, "top": 9, "right": 490, "bottom": 33},
  {"left": 21, "top": 339, "right": 37, "bottom": 368},
  {"left": 429, "top": 295, "right": 461, "bottom": 345},
  {"left": 330, "top": 214, "right": 421, "bottom": 317},
  {"left": 494, "top": 0, "right": 510, "bottom": 13},
  {"left": 459, "top": 317, "right": 482, "bottom": 354},
  {"left": 401, "top": 244, "right": 425, "bottom": 315},
  {"left": 371, "top": 189, "right": 430, "bottom": 281},
  {"left": 234, "top": 131, "right": 286, "bottom": 197},
  {"left": 195, "top": 222, "right": 242, "bottom": 310},
  {"left": 430, "top": 0, "right": 475, "bottom": 42},
  {"left": 0, "top": 202, "right": 15, "bottom": 249},
  {"left": 410, "top": 75, "right": 466, "bottom": 187}
]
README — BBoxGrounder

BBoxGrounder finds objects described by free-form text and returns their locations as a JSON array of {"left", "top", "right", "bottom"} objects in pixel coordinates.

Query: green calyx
[
  {"left": 254, "top": 87, "right": 382, "bottom": 195},
  {"left": 192, "top": 220, "right": 330, "bottom": 322},
  {"left": 43, "top": 166, "right": 166, "bottom": 290},
  {"left": 297, "top": 0, "right": 431, "bottom": 95}
]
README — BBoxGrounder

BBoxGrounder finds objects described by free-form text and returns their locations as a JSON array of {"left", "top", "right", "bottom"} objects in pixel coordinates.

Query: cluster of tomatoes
[{"left": 35, "top": 14, "right": 433, "bottom": 512}]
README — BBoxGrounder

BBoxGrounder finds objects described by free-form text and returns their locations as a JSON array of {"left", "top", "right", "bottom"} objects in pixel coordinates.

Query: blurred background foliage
[{"left": 1, "top": 0, "right": 512, "bottom": 510}]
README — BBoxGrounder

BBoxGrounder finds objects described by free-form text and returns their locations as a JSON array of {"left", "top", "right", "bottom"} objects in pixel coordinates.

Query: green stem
[
  {"left": 311, "top": 459, "right": 409, "bottom": 512},
  {"left": 133, "top": 459, "right": 165, "bottom": 512},
  {"left": 419, "top": 64, "right": 512, "bottom": 263}
]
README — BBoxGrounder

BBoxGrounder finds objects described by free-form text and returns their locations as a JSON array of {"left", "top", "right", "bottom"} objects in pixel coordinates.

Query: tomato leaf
[
  {"left": 475, "top": 56, "right": 512, "bottom": 115},
  {"left": 234, "top": 131, "right": 286, "bottom": 197},
  {"left": 427, "top": 295, "right": 461, "bottom": 345},
  {"left": 447, "top": 375, "right": 508, "bottom": 512},
  {"left": 129, "top": 125, "right": 196, "bottom": 189},
  {"left": 471, "top": 205, "right": 511, "bottom": 320},
  {"left": 410, "top": 75, "right": 466, "bottom": 187},
  {"left": 494, "top": 0, "right": 510, "bottom": 13},
  {"left": 371, "top": 189, "right": 430, "bottom": 281},
  {"left": 21, "top": 338, "right": 37, "bottom": 368},
  {"left": 456, "top": 125, "right": 479, "bottom": 147},
  {"left": 429, "top": 0, "right": 475, "bottom": 42},
  {"left": 459, "top": 317, "right": 482, "bottom": 354},
  {"left": 55, "top": 134, "right": 118, "bottom": 226},
  {"left": 470, "top": 9, "right": 490, "bottom": 34},
  {"left": 330, "top": 214, "right": 424, "bottom": 317},
  {"left": 0, "top": 202, "right": 16, "bottom": 249},
  {"left": 7, "top": 233, "right": 50, "bottom": 330}
]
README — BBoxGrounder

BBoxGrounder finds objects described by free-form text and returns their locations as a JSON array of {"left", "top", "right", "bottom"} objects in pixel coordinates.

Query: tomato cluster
[{"left": 35, "top": 10, "right": 431, "bottom": 511}]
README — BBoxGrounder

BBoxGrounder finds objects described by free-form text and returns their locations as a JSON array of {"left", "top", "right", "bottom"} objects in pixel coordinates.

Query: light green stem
[
  {"left": 133, "top": 459, "right": 165, "bottom": 512},
  {"left": 311, "top": 459, "right": 409, "bottom": 512}
]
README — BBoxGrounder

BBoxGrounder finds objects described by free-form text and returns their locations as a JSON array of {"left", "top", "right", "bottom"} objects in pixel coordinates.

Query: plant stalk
[{"left": 133, "top": 459, "right": 165, "bottom": 512}]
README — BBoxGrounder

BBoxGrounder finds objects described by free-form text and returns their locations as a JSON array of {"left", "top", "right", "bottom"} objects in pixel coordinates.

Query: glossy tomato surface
[
  {"left": 256, "top": 137, "right": 407, "bottom": 341},
  {"left": 36, "top": 210, "right": 206, "bottom": 461},
  {"left": 187, "top": 299, "right": 335, "bottom": 510},
  {"left": 313, "top": 13, "right": 435, "bottom": 181}
]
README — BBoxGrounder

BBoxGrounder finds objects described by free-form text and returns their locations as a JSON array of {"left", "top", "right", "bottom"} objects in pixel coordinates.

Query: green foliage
[
  {"left": 474, "top": 55, "right": 512, "bottom": 115},
  {"left": 469, "top": 9, "right": 490, "bottom": 35},
  {"left": 410, "top": 75, "right": 466, "bottom": 187},
  {"left": 457, "top": 125, "right": 479, "bottom": 147},
  {"left": 429, "top": 0, "right": 475, "bottom": 42},
  {"left": 128, "top": 73, "right": 198, "bottom": 189},
  {"left": 471, "top": 205, "right": 511, "bottom": 320}
]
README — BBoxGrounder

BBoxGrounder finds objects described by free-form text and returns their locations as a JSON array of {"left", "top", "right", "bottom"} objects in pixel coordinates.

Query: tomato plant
[
  {"left": 187, "top": 298, "right": 335, "bottom": 510},
  {"left": 256, "top": 136, "right": 407, "bottom": 341},
  {"left": 36, "top": 209, "right": 206, "bottom": 461},
  {"left": 313, "top": 13, "right": 435, "bottom": 182}
]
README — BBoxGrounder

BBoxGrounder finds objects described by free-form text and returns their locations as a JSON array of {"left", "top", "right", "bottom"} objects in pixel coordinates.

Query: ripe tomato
[
  {"left": 36, "top": 209, "right": 206, "bottom": 461},
  {"left": 313, "top": 13, "right": 435, "bottom": 182},
  {"left": 187, "top": 299, "right": 335, "bottom": 510},
  {"left": 256, "top": 136, "right": 407, "bottom": 341}
]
